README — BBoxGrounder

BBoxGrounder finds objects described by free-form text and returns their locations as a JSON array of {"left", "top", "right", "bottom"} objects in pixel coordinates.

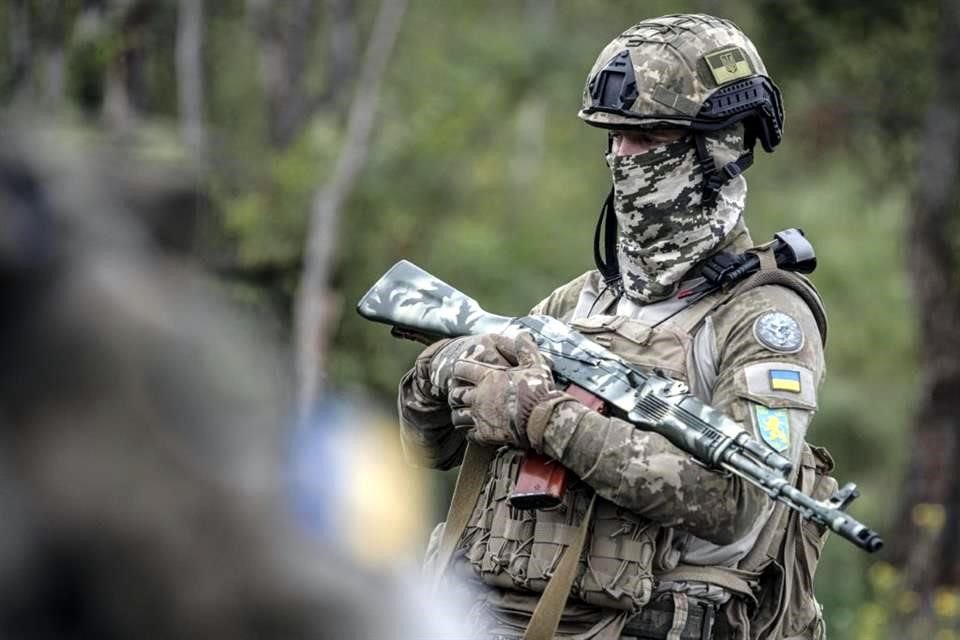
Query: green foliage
[
  {"left": 219, "top": 119, "right": 341, "bottom": 266},
  {"left": 66, "top": 36, "right": 112, "bottom": 111}
]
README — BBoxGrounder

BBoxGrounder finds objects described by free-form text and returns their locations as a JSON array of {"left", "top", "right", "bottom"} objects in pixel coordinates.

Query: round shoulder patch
[{"left": 753, "top": 311, "right": 804, "bottom": 353}]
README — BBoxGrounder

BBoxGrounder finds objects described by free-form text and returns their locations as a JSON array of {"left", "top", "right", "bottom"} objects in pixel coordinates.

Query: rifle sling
[
  {"left": 522, "top": 492, "right": 597, "bottom": 640},
  {"left": 433, "top": 442, "right": 598, "bottom": 640},
  {"left": 431, "top": 441, "right": 495, "bottom": 592}
]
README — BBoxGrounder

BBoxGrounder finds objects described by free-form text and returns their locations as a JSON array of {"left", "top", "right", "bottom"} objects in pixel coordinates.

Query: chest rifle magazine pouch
[{"left": 460, "top": 448, "right": 664, "bottom": 611}]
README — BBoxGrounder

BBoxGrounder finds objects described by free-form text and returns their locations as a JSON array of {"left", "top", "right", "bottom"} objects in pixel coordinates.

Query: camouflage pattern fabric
[
  {"left": 398, "top": 263, "right": 829, "bottom": 637},
  {"left": 417, "top": 334, "right": 519, "bottom": 401},
  {"left": 398, "top": 366, "right": 468, "bottom": 470},
  {"left": 448, "top": 332, "right": 560, "bottom": 449},
  {"left": 400, "top": 334, "right": 519, "bottom": 468},
  {"left": 579, "top": 14, "right": 769, "bottom": 130},
  {"left": 530, "top": 281, "right": 823, "bottom": 547},
  {"left": 608, "top": 125, "right": 747, "bottom": 303}
]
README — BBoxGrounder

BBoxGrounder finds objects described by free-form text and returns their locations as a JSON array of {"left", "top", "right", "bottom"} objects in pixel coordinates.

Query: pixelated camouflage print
[
  {"left": 540, "top": 395, "right": 766, "bottom": 546},
  {"left": 579, "top": 14, "right": 769, "bottom": 128},
  {"left": 608, "top": 126, "right": 746, "bottom": 303},
  {"left": 398, "top": 367, "right": 467, "bottom": 470}
]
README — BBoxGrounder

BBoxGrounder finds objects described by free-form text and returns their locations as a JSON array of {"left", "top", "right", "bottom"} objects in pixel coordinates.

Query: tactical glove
[
  {"left": 412, "top": 334, "right": 518, "bottom": 403},
  {"left": 448, "top": 332, "right": 560, "bottom": 449}
]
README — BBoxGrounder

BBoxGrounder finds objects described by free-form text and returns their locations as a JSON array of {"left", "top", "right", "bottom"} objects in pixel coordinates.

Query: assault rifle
[{"left": 357, "top": 260, "right": 884, "bottom": 553}]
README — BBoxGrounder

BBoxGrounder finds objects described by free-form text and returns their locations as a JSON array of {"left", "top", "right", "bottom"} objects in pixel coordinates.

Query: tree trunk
[
  {"left": 892, "top": 0, "right": 960, "bottom": 636},
  {"left": 247, "top": 0, "right": 318, "bottom": 149},
  {"left": 5, "top": 0, "right": 32, "bottom": 103},
  {"left": 176, "top": 0, "right": 207, "bottom": 157},
  {"left": 323, "top": 0, "right": 357, "bottom": 113},
  {"left": 294, "top": 0, "right": 408, "bottom": 420},
  {"left": 102, "top": 1, "right": 152, "bottom": 128},
  {"left": 41, "top": 46, "right": 65, "bottom": 108}
]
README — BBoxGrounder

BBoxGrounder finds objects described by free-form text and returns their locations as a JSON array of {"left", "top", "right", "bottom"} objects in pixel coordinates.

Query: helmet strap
[
  {"left": 593, "top": 187, "right": 622, "bottom": 290},
  {"left": 693, "top": 132, "right": 754, "bottom": 207}
]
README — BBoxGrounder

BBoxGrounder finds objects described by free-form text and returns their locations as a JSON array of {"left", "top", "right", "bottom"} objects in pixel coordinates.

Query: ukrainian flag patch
[
  {"left": 704, "top": 46, "right": 753, "bottom": 85},
  {"left": 769, "top": 369, "right": 802, "bottom": 393},
  {"left": 754, "top": 405, "right": 790, "bottom": 452}
]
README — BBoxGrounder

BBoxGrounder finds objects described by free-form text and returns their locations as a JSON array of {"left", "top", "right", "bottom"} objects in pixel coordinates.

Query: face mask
[{"left": 606, "top": 128, "right": 747, "bottom": 304}]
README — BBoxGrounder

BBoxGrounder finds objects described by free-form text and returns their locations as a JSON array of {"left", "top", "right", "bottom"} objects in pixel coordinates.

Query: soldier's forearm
[
  {"left": 397, "top": 369, "right": 466, "bottom": 469},
  {"left": 541, "top": 399, "right": 767, "bottom": 545}
]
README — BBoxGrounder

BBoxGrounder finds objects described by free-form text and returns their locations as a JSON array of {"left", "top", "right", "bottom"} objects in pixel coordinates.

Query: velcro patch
[
  {"left": 753, "top": 311, "right": 804, "bottom": 353},
  {"left": 704, "top": 46, "right": 753, "bottom": 85},
  {"left": 754, "top": 405, "right": 790, "bottom": 452},
  {"left": 769, "top": 369, "right": 801, "bottom": 393},
  {"left": 652, "top": 85, "right": 701, "bottom": 116},
  {"left": 742, "top": 363, "right": 817, "bottom": 409}
]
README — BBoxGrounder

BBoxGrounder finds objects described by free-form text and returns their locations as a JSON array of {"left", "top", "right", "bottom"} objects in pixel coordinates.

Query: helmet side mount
[
  {"left": 695, "top": 76, "right": 784, "bottom": 152},
  {"left": 588, "top": 50, "right": 639, "bottom": 113},
  {"left": 691, "top": 75, "right": 784, "bottom": 205}
]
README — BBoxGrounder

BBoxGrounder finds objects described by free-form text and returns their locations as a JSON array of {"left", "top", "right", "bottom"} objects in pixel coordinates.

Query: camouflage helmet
[{"left": 579, "top": 14, "right": 783, "bottom": 154}]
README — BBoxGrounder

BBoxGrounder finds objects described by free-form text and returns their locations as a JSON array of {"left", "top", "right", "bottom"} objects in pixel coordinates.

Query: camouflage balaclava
[{"left": 607, "top": 125, "right": 747, "bottom": 303}]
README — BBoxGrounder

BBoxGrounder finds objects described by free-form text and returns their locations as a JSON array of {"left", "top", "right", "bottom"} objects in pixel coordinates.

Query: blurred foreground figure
[
  {"left": 0, "top": 124, "right": 435, "bottom": 639},
  {"left": 399, "top": 14, "right": 838, "bottom": 640}
]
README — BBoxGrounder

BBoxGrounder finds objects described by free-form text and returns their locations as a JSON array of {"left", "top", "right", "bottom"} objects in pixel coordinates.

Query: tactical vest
[{"left": 430, "top": 265, "right": 835, "bottom": 640}]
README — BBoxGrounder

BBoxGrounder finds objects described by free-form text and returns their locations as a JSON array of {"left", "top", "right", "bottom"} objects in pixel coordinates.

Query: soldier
[{"left": 399, "top": 14, "right": 834, "bottom": 640}]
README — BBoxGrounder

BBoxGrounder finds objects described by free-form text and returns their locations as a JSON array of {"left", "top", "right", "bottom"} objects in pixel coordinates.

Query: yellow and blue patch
[
  {"left": 704, "top": 46, "right": 753, "bottom": 85},
  {"left": 754, "top": 405, "right": 791, "bottom": 452},
  {"left": 769, "top": 369, "right": 802, "bottom": 393}
]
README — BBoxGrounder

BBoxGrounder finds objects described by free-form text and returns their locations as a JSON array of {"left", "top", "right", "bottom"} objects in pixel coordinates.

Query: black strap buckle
[
  {"left": 721, "top": 161, "right": 743, "bottom": 179},
  {"left": 700, "top": 251, "right": 748, "bottom": 285}
]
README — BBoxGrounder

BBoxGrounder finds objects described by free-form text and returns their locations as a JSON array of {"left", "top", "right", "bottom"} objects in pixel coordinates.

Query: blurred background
[{"left": 1, "top": 1, "right": 958, "bottom": 639}]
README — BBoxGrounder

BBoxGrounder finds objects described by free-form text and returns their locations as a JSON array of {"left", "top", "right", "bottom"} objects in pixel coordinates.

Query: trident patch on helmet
[{"left": 704, "top": 46, "right": 753, "bottom": 85}]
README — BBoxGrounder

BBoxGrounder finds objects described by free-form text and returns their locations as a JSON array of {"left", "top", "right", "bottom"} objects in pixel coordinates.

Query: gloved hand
[
  {"left": 412, "top": 334, "right": 518, "bottom": 403},
  {"left": 448, "top": 332, "right": 559, "bottom": 449}
]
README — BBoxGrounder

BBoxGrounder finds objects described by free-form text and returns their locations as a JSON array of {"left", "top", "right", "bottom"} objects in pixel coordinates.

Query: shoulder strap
[
  {"left": 730, "top": 269, "right": 828, "bottom": 345},
  {"left": 523, "top": 494, "right": 597, "bottom": 640},
  {"left": 686, "top": 263, "right": 828, "bottom": 346},
  {"left": 433, "top": 442, "right": 599, "bottom": 640},
  {"left": 431, "top": 444, "right": 599, "bottom": 640},
  {"left": 431, "top": 441, "right": 496, "bottom": 591}
]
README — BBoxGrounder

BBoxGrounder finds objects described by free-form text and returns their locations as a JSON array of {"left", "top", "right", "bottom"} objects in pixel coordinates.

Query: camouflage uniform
[
  {"left": 400, "top": 226, "right": 827, "bottom": 639},
  {"left": 398, "top": 14, "right": 827, "bottom": 640}
]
